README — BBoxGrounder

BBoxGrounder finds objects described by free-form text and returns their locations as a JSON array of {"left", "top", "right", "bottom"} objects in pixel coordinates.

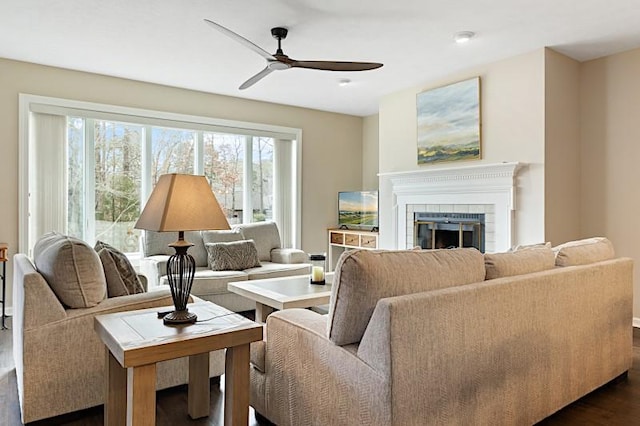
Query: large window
[
  {"left": 21, "top": 95, "right": 300, "bottom": 255},
  {"left": 67, "top": 119, "right": 143, "bottom": 252}
]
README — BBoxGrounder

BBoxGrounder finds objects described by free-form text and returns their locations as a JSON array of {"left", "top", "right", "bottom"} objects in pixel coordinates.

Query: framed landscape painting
[{"left": 417, "top": 77, "right": 481, "bottom": 164}]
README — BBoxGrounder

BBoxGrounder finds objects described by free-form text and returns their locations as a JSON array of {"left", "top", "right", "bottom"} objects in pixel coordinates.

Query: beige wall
[
  {"left": 376, "top": 45, "right": 640, "bottom": 318},
  {"left": 544, "top": 49, "right": 582, "bottom": 245},
  {"left": 378, "top": 49, "right": 546, "bottom": 248},
  {"left": 580, "top": 47, "right": 640, "bottom": 318},
  {"left": 362, "top": 114, "right": 379, "bottom": 189},
  {"left": 0, "top": 58, "right": 363, "bottom": 309}
]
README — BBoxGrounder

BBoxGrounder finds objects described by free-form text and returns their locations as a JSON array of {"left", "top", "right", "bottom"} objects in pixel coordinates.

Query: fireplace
[
  {"left": 383, "top": 162, "right": 523, "bottom": 253},
  {"left": 414, "top": 212, "right": 485, "bottom": 252}
]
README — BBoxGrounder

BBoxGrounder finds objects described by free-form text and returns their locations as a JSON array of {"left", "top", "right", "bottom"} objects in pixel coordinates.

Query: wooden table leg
[
  {"left": 105, "top": 349, "right": 127, "bottom": 426},
  {"left": 224, "top": 344, "right": 250, "bottom": 426},
  {"left": 127, "top": 363, "right": 157, "bottom": 426},
  {"left": 188, "top": 352, "right": 210, "bottom": 419},
  {"left": 255, "top": 302, "right": 275, "bottom": 323}
]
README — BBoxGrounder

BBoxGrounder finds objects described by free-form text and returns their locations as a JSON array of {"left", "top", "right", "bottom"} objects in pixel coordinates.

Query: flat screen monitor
[{"left": 338, "top": 190, "right": 378, "bottom": 229}]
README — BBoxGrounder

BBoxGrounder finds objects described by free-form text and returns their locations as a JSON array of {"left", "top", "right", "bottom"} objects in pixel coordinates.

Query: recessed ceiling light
[
  {"left": 338, "top": 78, "right": 351, "bottom": 87},
  {"left": 454, "top": 31, "right": 475, "bottom": 44}
]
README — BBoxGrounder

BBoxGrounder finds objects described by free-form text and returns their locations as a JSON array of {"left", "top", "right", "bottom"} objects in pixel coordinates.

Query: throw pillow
[
  {"left": 98, "top": 249, "right": 129, "bottom": 297},
  {"left": 205, "top": 240, "right": 261, "bottom": 271},
  {"left": 484, "top": 247, "right": 555, "bottom": 280},
  {"left": 553, "top": 237, "right": 615, "bottom": 266},
  {"left": 95, "top": 240, "right": 144, "bottom": 297},
  {"left": 33, "top": 232, "right": 107, "bottom": 308}
]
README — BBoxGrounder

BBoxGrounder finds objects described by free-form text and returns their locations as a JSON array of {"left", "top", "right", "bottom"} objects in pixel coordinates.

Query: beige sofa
[
  {"left": 250, "top": 238, "right": 633, "bottom": 425},
  {"left": 141, "top": 221, "right": 311, "bottom": 312},
  {"left": 13, "top": 252, "right": 226, "bottom": 424}
]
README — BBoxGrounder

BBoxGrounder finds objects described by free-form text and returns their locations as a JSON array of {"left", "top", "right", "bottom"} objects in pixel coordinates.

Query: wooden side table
[
  {"left": 94, "top": 301, "right": 263, "bottom": 426},
  {"left": 0, "top": 243, "right": 8, "bottom": 330}
]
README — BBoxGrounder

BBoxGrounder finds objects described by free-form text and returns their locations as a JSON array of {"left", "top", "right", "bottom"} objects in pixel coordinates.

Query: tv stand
[{"left": 327, "top": 228, "right": 379, "bottom": 271}]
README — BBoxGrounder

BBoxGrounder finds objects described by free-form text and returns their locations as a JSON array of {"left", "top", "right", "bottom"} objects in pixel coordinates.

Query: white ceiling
[{"left": 3, "top": 0, "right": 640, "bottom": 116}]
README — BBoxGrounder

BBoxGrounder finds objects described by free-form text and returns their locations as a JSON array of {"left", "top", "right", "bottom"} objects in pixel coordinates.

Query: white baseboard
[{"left": 633, "top": 317, "right": 640, "bottom": 328}]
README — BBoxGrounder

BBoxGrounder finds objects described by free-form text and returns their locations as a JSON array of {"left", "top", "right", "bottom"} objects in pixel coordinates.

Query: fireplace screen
[{"left": 414, "top": 212, "right": 485, "bottom": 252}]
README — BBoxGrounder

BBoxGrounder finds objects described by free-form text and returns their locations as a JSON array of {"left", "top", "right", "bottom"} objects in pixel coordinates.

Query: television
[{"left": 338, "top": 190, "right": 379, "bottom": 230}]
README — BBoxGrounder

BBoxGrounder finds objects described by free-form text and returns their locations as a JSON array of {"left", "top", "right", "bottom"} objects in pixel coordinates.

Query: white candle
[{"left": 311, "top": 266, "right": 325, "bottom": 282}]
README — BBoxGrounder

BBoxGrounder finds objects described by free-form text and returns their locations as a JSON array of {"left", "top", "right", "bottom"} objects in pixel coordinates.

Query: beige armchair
[{"left": 12, "top": 253, "right": 226, "bottom": 423}]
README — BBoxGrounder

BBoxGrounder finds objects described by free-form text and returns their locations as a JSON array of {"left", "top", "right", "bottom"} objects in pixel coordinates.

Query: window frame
[{"left": 19, "top": 93, "right": 303, "bottom": 254}]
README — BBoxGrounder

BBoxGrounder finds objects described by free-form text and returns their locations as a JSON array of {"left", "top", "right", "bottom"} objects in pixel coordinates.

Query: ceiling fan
[{"left": 203, "top": 19, "right": 383, "bottom": 90}]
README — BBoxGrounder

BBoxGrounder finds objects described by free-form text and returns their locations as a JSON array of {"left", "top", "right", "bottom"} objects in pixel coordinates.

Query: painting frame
[{"left": 416, "top": 77, "right": 481, "bottom": 164}]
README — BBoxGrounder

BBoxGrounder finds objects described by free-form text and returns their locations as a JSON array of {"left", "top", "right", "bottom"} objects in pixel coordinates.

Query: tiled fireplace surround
[{"left": 384, "top": 162, "right": 523, "bottom": 253}]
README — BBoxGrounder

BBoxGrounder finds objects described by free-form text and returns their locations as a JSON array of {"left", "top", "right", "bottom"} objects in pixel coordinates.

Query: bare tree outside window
[
  {"left": 252, "top": 137, "right": 273, "bottom": 222},
  {"left": 203, "top": 133, "right": 244, "bottom": 224},
  {"left": 151, "top": 127, "right": 195, "bottom": 185},
  {"left": 65, "top": 118, "right": 284, "bottom": 253},
  {"left": 93, "top": 121, "right": 142, "bottom": 251}
]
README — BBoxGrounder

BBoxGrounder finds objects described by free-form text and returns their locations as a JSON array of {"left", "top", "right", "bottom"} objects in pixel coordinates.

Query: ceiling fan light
[{"left": 454, "top": 31, "right": 475, "bottom": 44}]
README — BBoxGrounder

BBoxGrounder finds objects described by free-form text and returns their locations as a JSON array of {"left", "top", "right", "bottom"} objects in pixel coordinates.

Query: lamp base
[{"left": 163, "top": 309, "right": 197, "bottom": 325}]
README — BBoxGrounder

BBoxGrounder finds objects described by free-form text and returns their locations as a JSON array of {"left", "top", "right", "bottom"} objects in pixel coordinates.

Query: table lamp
[{"left": 135, "top": 174, "right": 230, "bottom": 324}]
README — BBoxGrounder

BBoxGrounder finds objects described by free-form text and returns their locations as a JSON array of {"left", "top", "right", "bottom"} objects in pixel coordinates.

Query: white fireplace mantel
[{"left": 381, "top": 162, "right": 524, "bottom": 252}]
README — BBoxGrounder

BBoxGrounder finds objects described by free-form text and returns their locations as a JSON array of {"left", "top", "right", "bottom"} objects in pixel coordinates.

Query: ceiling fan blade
[
  {"left": 290, "top": 61, "right": 383, "bottom": 71},
  {"left": 239, "top": 66, "right": 275, "bottom": 90},
  {"left": 204, "top": 19, "right": 275, "bottom": 61}
]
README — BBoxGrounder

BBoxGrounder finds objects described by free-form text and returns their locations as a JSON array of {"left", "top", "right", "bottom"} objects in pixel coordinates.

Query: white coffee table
[{"left": 228, "top": 273, "right": 334, "bottom": 322}]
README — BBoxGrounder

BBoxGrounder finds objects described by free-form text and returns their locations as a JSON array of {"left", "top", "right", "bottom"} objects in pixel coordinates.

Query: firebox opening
[{"left": 414, "top": 212, "right": 485, "bottom": 252}]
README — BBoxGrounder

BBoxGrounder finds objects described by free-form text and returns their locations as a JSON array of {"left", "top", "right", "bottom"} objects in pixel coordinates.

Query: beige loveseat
[
  {"left": 141, "top": 221, "right": 310, "bottom": 312},
  {"left": 13, "top": 241, "right": 226, "bottom": 423},
  {"left": 250, "top": 238, "right": 633, "bottom": 425}
]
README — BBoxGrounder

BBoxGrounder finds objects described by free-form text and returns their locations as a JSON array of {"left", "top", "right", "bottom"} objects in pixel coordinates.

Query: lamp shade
[{"left": 135, "top": 174, "right": 231, "bottom": 232}]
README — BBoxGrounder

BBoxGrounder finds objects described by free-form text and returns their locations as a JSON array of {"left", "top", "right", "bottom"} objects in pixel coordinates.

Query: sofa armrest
[
  {"left": 259, "top": 309, "right": 389, "bottom": 425},
  {"left": 13, "top": 253, "right": 67, "bottom": 329},
  {"left": 270, "top": 248, "right": 309, "bottom": 264},
  {"left": 139, "top": 255, "right": 169, "bottom": 289},
  {"left": 63, "top": 289, "right": 175, "bottom": 323}
]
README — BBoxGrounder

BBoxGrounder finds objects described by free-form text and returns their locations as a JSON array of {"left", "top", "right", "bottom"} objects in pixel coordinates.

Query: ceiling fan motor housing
[{"left": 271, "top": 27, "right": 288, "bottom": 40}]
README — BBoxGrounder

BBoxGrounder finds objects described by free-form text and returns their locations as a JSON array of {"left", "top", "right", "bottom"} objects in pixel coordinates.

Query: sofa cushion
[
  {"left": 143, "top": 230, "right": 208, "bottom": 267},
  {"left": 554, "top": 237, "right": 615, "bottom": 266},
  {"left": 95, "top": 240, "right": 144, "bottom": 297},
  {"left": 235, "top": 222, "right": 281, "bottom": 262},
  {"left": 511, "top": 241, "right": 552, "bottom": 251},
  {"left": 202, "top": 229, "right": 245, "bottom": 244},
  {"left": 205, "top": 240, "right": 261, "bottom": 271},
  {"left": 484, "top": 247, "right": 555, "bottom": 280},
  {"left": 327, "top": 248, "right": 485, "bottom": 346},
  {"left": 33, "top": 232, "right": 107, "bottom": 308}
]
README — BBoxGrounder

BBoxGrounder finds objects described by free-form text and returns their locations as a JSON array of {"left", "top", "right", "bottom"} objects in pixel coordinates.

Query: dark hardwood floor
[{"left": 1, "top": 319, "right": 639, "bottom": 425}]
